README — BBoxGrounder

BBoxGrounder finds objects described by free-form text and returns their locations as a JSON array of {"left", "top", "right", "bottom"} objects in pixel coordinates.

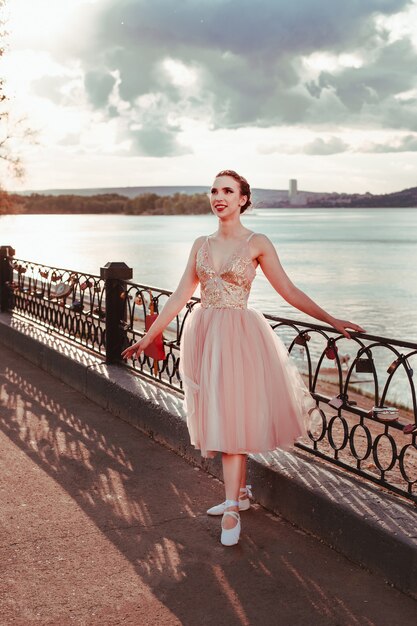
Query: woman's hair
[{"left": 215, "top": 169, "right": 252, "bottom": 214}]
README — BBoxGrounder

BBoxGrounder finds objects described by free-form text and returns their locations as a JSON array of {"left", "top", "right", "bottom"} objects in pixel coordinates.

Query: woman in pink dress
[{"left": 122, "top": 170, "right": 366, "bottom": 547}]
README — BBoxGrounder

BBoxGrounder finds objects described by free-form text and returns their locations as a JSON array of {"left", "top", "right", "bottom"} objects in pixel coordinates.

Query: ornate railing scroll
[
  {"left": 265, "top": 315, "right": 417, "bottom": 502},
  {"left": 120, "top": 280, "right": 199, "bottom": 388},
  {"left": 6, "top": 257, "right": 107, "bottom": 355},
  {"left": 1, "top": 247, "right": 416, "bottom": 503},
  {"left": 120, "top": 287, "right": 417, "bottom": 502}
]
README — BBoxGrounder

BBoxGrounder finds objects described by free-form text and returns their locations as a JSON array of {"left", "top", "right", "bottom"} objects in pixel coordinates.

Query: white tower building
[{"left": 289, "top": 179, "right": 298, "bottom": 204}]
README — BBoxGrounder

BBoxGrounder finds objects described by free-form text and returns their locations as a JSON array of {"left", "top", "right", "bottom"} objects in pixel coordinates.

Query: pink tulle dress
[{"left": 179, "top": 231, "right": 317, "bottom": 459}]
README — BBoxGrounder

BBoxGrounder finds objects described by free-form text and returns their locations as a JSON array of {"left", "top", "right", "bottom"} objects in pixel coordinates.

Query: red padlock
[
  {"left": 295, "top": 333, "right": 310, "bottom": 346},
  {"left": 144, "top": 292, "right": 166, "bottom": 364},
  {"left": 325, "top": 338, "right": 338, "bottom": 360},
  {"left": 144, "top": 313, "right": 166, "bottom": 361}
]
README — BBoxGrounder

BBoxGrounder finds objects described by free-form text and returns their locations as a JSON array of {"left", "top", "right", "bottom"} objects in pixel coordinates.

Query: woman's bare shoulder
[
  {"left": 193, "top": 235, "right": 207, "bottom": 246},
  {"left": 250, "top": 233, "right": 273, "bottom": 252},
  {"left": 251, "top": 232, "right": 271, "bottom": 241},
  {"left": 190, "top": 235, "right": 207, "bottom": 254}
]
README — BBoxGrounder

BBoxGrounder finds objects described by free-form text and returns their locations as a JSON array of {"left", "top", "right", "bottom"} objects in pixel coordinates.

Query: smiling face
[{"left": 209, "top": 175, "right": 247, "bottom": 218}]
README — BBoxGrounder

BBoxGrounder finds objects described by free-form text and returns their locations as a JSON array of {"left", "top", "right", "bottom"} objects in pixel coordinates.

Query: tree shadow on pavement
[{"left": 1, "top": 356, "right": 416, "bottom": 626}]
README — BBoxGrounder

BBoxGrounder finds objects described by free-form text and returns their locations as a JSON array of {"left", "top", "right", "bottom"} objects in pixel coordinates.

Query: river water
[
  {"left": 2, "top": 208, "right": 417, "bottom": 410},
  {"left": 2, "top": 208, "right": 416, "bottom": 342}
]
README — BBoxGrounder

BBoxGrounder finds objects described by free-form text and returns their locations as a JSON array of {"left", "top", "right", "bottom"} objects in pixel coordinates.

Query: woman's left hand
[{"left": 330, "top": 317, "right": 367, "bottom": 339}]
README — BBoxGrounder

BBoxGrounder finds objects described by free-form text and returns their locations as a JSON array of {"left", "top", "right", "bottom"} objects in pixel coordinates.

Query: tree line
[{"left": 1, "top": 191, "right": 212, "bottom": 215}]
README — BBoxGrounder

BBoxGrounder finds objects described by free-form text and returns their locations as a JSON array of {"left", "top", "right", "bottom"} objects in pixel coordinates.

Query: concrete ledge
[{"left": 0, "top": 312, "right": 416, "bottom": 599}]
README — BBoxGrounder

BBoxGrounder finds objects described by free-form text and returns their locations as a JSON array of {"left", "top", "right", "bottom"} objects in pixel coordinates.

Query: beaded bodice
[{"left": 196, "top": 232, "right": 257, "bottom": 309}]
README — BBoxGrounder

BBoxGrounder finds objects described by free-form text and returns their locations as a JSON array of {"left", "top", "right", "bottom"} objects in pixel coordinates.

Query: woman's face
[{"left": 209, "top": 175, "right": 246, "bottom": 217}]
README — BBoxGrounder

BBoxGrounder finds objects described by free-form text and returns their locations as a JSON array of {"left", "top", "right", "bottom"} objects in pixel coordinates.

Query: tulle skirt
[{"left": 179, "top": 304, "right": 317, "bottom": 458}]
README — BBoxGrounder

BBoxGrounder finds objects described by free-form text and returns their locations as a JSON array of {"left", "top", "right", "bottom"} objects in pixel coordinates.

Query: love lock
[
  {"left": 387, "top": 357, "right": 400, "bottom": 375},
  {"left": 93, "top": 307, "right": 105, "bottom": 319},
  {"left": 371, "top": 406, "right": 399, "bottom": 422},
  {"left": 70, "top": 300, "right": 83, "bottom": 313},
  {"left": 295, "top": 333, "right": 311, "bottom": 346},
  {"left": 55, "top": 283, "right": 73, "bottom": 299},
  {"left": 325, "top": 338, "right": 338, "bottom": 360},
  {"left": 403, "top": 423, "right": 417, "bottom": 434},
  {"left": 387, "top": 354, "right": 414, "bottom": 377},
  {"left": 404, "top": 356, "right": 414, "bottom": 377},
  {"left": 328, "top": 394, "right": 344, "bottom": 409},
  {"left": 355, "top": 355, "right": 374, "bottom": 373}
]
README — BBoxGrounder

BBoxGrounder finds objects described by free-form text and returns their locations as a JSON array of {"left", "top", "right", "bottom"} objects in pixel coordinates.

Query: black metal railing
[
  {"left": 1, "top": 245, "right": 416, "bottom": 503},
  {"left": 2, "top": 252, "right": 107, "bottom": 355}
]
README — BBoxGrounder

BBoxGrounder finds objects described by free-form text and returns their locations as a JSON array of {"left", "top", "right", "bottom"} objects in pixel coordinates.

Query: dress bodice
[{"left": 196, "top": 232, "right": 257, "bottom": 309}]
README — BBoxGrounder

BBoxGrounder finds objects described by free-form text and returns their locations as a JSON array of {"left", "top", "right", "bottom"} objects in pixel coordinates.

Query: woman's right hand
[
  {"left": 121, "top": 335, "right": 152, "bottom": 361},
  {"left": 329, "top": 317, "right": 367, "bottom": 340}
]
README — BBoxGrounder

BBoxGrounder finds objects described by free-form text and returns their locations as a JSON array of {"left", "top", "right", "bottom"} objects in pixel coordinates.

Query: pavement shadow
[{"left": 1, "top": 357, "right": 415, "bottom": 626}]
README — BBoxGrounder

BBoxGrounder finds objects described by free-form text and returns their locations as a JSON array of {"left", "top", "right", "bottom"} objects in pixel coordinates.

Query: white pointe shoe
[
  {"left": 220, "top": 500, "right": 241, "bottom": 546},
  {"left": 207, "top": 485, "right": 252, "bottom": 516}
]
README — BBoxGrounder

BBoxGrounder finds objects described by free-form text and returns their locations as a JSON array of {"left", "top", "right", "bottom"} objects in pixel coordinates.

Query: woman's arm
[
  {"left": 121, "top": 236, "right": 204, "bottom": 359},
  {"left": 254, "top": 234, "right": 366, "bottom": 339}
]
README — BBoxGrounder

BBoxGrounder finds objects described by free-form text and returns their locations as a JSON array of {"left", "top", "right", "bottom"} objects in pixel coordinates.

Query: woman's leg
[
  {"left": 222, "top": 452, "right": 245, "bottom": 529},
  {"left": 239, "top": 454, "right": 247, "bottom": 495}
]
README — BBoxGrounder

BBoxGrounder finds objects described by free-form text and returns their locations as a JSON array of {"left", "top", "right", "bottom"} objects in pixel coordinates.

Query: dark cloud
[
  {"left": 126, "top": 93, "right": 192, "bottom": 157},
  {"left": 130, "top": 125, "right": 190, "bottom": 157},
  {"left": 95, "top": 0, "right": 410, "bottom": 60},
  {"left": 84, "top": 70, "right": 116, "bottom": 108},
  {"left": 49, "top": 0, "right": 417, "bottom": 154},
  {"left": 90, "top": 0, "right": 413, "bottom": 122},
  {"left": 381, "top": 97, "right": 417, "bottom": 131},
  {"left": 307, "top": 39, "right": 417, "bottom": 114}
]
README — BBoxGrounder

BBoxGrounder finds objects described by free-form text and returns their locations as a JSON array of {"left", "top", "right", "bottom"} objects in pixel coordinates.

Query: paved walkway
[{"left": 1, "top": 344, "right": 416, "bottom": 626}]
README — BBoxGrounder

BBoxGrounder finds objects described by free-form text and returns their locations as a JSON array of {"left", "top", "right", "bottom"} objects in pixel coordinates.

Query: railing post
[
  {"left": 0, "top": 245, "right": 15, "bottom": 312},
  {"left": 100, "top": 261, "right": 133, "bottom": 364}
]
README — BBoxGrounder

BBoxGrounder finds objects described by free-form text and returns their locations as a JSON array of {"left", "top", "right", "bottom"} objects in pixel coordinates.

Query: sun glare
[{"left": 6, "top": 0, "right": 99, "bottom": 44}]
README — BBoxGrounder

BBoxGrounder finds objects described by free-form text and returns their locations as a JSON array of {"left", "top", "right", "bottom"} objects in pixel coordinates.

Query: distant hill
[
  {"left": 3, "top": 184, "right": 417, "bottom": 212},
  {"left": 18, "top": 185, "right": 289, "bottom": 206},
  {"left": 346, "top": 186, "right": 417, "bottom": 208},
  {"left": 19, "top": 185, "right": 210, "bottom": 199}
]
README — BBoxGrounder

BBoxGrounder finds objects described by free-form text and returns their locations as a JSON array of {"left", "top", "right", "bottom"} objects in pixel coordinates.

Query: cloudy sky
[{"left": 2, "top": 0, "right": 417, "bottom": 193}]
